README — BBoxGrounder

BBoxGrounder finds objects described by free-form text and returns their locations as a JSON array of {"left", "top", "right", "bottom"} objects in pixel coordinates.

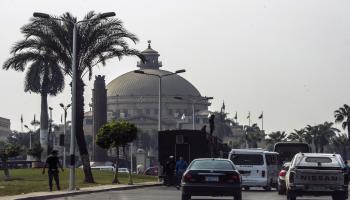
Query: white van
[{"left": 228, "top": 149, "right": 279, "bottom": 191}]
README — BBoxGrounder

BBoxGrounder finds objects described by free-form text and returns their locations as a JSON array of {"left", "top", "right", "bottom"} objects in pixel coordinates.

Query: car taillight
[
  {"left": 279, "top": 170, "right": 286, "bottom": 177},
  {"left": 289, "top": 172, "right": 295, "bottom": 183},
  {"left": 226, "top": 173, "right": 240, "bottom": 183},
  {"left": 182, "top": 173, "right": 192, "bottom": 183},
  {"left": 261, "top": 170, "right": 265, "bottom": 178}
]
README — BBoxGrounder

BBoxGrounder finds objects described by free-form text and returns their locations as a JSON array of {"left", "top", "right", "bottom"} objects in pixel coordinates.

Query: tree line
[{"left": 266, "top": 104, "right": 350, "bottom": 159}]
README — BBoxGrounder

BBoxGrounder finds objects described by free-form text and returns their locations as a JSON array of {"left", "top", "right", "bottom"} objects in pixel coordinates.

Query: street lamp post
[
  {"left": 134, "top": 69, "right": 185, "bottom": 131},
  {"left": 33, "top": 11, "right": 116, "bottom": 191},
  {"left": 174, "top": 96, "right": 213, "bottom": 130},
  {"left": 24, "top": 125, "right": 32, "bottom": 149},
  {"left": 60, "top": 103, "right": 71, "bottom": 168}
]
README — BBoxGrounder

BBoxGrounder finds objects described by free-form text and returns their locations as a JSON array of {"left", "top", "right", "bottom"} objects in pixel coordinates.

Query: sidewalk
[{"left": 1, "top": 182, "right": 162, "bottom": 200}]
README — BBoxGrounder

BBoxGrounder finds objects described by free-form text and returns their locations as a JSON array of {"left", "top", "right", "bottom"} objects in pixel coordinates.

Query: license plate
[{"left": 205, "top": 176, "right": 219, "bottom": 182}]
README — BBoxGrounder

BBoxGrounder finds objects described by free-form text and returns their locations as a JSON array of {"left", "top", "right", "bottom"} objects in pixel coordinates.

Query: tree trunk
[
  {"left": 76, "top": 79, "right": 94, "bottom": 183},
  {"left": 2, "top": 158, "right": 10, "bottom": 181},
  {"left": 112, "top": 147, "right": 120, "bottom": 184},
  {"left": 123, "top": 145, "right": 133, "bottom": 185},
  {"left": 40, "top": 92, "right": 49, "bottom": 161},
  {"left": 346, "top": 123, "right": 350, "bottom": 160}
]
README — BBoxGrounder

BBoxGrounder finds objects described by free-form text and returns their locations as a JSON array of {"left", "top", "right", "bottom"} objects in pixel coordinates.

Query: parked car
[
  {"left": 277, "top": 162, "right": 290, "bottom": 195},
  {"left": 144, "top": 166, "right": 158, "bottom": 176},
  {"left": 181, "top": 158, "right": 242, "bottom": 200},
  {"left": 285, "top": 153, "right": 348, "bottom": 200},
  {"left": 118, "top": 168, "right": 130, "bottom": 173}
]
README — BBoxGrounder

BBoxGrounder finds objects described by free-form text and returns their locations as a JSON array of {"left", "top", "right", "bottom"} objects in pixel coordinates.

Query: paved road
[{"left": 52, "top": 186, "right": 332, "bottom": 200}]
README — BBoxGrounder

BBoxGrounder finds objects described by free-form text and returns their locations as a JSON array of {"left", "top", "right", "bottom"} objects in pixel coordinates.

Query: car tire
[
  {"left": 243, "top": 186, "right": 250, "bottom": 191},
  {"left": 286, "top": 190, "right": 296, "bottom": 200},
  {"left": 332, "top": 192, "right": 346, "bottom": 200},
  {"left": 233, "top": 191, "right": 242, "bottom": 200},
  {"left": 181, "top": 193, "right": 191, "bottom": 200},
  {"left": 263, "top": 186, "right": 271, "bottom": 191},
  {"left": 277, "top": 185, "right": 286, "bottom": 195}
]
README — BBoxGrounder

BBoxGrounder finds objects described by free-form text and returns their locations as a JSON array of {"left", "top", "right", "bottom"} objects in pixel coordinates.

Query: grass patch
[{"left": 0, "top": 168, "right": 157, "bottom": 196}]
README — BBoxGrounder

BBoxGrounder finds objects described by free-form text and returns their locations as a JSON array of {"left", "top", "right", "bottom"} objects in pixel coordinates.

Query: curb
[{"left": 14, "top": 183, "right": 162, "bottom": 200}]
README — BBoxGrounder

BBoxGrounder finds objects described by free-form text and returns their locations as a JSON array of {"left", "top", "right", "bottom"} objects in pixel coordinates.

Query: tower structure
[{"left": 92, "top": 75, "right": 108, "bottom": 162}]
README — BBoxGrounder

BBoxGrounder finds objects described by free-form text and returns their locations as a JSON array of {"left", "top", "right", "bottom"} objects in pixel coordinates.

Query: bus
[{"left": 273, "top": 142, "right": 311, "bottom": 164}]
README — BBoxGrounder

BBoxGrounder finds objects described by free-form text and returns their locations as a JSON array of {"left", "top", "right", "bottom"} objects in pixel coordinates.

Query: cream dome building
[{"left": 106, "top": 41, "right": 211, "bottom": 151}]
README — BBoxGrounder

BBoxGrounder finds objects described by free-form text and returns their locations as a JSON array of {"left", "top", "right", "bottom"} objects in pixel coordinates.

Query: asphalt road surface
[{"left": 51, "top": 186, "right": 334, "bottom": 200}]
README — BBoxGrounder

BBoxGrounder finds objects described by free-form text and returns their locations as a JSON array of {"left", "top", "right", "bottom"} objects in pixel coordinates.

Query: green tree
[
  {"left": 3, "top": 43, "right": 64, "bottom": 161},
  {"left": 335, "top": 104, "right": 350, "bottom": 145},
  {"left": 317, "top": 122, "right": 339, "bottom": 153},
  {"left": 96, "top": 120, "right": 137, "bottom": 184},
  {"left": 246, "top": 124, "right": 265, "bottom": 148},
  {"left": 8, "top": 11, "right": 141, "bottom": 182},
  {"left": 27, "top": 143, "right": 43, "bottom": 161},
  {"left": 0, "top": 141, "right": 21, "bottom": 181},
  {"left": 331, "top": 133, "right": 348, "bottom": 159},
  {"left": 266, "top": 131, "right": 287, "bottom": 146},
  {"left": 288, "top": 129, "right": 306, "bottom": 143}
]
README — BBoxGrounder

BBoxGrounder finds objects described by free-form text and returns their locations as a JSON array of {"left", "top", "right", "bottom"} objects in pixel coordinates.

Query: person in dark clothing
[
  {"left": 165, "top": 156, "right": 176, "bottom": 186},
  {"left": 42, "top": 150, "right": 64, "bottom": 191},
  {"left": 175, "top": 156, "right": 188, "bottom": 189}
]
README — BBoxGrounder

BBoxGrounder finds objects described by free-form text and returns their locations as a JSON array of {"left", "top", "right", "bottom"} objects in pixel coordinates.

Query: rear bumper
[
  {"left": 241, "top": 178, "right": 268, "bottom": 187},
  {"left": 289, "top": 185, "right": 348, "bottom": 197},
  {"left": 182, "top": 183, "right": 241, "bottom": 196}
]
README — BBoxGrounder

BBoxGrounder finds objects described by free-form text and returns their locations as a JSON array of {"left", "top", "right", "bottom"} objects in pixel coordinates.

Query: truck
[
  {"left": 285, "top": 153, "right": 348, "bottom": 200},
  {"left": 158, "top": 129, "right": 230, "bottom": 179}
]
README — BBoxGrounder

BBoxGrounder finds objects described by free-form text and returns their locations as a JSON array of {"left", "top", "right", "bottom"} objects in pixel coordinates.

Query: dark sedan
[{"left": 181, "top": 158, "right": 242, "bottom": 200}]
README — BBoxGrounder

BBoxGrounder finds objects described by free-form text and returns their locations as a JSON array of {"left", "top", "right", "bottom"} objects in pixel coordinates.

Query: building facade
[
  {"left": 105, "top": 41, "right": 211, "bottom": 153},
  {"left": 0, "top": 117, "right": 11, "bottom": 140}
]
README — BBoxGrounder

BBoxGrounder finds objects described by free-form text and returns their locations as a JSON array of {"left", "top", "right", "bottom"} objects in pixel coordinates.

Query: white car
[{"left": 118, "top": 168, "right": 130, "bottom": 173}]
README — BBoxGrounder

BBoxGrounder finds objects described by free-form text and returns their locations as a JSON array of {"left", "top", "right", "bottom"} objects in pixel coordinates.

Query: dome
[{"left": 107, "top": 69, "right": 201, "bottom": 97}]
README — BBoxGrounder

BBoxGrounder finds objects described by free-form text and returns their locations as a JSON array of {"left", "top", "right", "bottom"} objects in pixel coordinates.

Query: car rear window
[
  {"left": 295, "top": 156, "right": 341, "bottom": 168},
  {"left": 189, "top": 160, "right": 235, "bottom": 170},
  {"left": 305, "top": 157, "right": 332, "bottom": 163},
  {"left": 231, "top": 154, "right": 264, "bottom": 165}
]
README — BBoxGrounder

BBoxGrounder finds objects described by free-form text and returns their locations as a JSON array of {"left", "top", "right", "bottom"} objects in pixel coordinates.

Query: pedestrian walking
[
  {"left": 42, "top": 150, "right": 64, "bottom": 191},
  {"left": 175, "top": 156, "right": 188, "bottom": 189},
  {"left": 165, "top": 155, "right": 176, "bottom": 186}
]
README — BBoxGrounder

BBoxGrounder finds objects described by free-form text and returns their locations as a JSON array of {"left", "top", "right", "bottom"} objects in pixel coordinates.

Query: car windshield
[
  {"left": 231, "top": 154, "right": 264, "bottom": 165},
  {"left": 189, "top": 160, "right": 235, "bottom": 170}
]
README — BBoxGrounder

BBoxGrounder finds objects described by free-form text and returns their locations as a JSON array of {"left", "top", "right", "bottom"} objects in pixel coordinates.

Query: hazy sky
[{"left": 1, "top": 0, "right": 350, "bottom": 134}]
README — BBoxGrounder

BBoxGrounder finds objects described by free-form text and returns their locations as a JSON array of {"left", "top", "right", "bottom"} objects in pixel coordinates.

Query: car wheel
[
  {"left": 286, "top": 190, "right": 296, "bottom": 200},
  {"left": 277, "top": 185, "right": 285, "bottom": 195},
  {"left": 181, "top": 193, "right": 191, "bottom": 200},
  {"left": 233, "top": 191, "right": 242, "bottom": 200},
  {"left": 243, "top": 186, "right": 250, "bottom": 191},
  {"left": 332, "top": 192, "right": 346, "bottom": 200},
  {"left": 263, "top": 186, "right": 271, "bottom": 191}
]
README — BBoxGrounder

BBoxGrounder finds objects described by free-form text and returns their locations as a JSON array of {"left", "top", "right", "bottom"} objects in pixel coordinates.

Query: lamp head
[
  {"left": 134, "top": 70, "right": 145, "bottom": 74},
  {"left": 99, "top": 12, "right": 116, "bottom": 19},
  {"left": 33, "top": 12, "right": 50, "bottom": 19},
  {"left": 175, "top": 69, "right": 186, "bottom": 74}
]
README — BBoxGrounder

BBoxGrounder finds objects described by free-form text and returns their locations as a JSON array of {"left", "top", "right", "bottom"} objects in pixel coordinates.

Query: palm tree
[
  {"left": 288, "top": 129, "right": 306, "bottom": 142},
  {"left": 11, "top": 11, "right": 141, "bottom": 182},
  {"left": 331, "top": 133, "right": 348, "bottom": 160},
  {"left": 3, "top": 51, "right": 64, "bottom": 160},
  {"left": 335, "top": 104, "right": 350, "bottom": 144},
  {"left": 266, "top": 131, "right": 287, "bottom": 145},
  {"left": 246, "top": 124, "right": 265, "bottom": 148},
  {"left": 316, "top": 122, "right": 339, "bottom": 153}
]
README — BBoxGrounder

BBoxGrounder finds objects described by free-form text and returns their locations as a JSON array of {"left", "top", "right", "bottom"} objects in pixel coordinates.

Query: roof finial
[{"left": 147, "top": 40, "right": 151, "bottom": 48}]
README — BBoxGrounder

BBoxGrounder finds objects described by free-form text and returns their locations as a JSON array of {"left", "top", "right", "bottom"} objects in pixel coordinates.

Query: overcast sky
[{"left": 1, "top": 0, "right": 350, "bottom": 134}]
